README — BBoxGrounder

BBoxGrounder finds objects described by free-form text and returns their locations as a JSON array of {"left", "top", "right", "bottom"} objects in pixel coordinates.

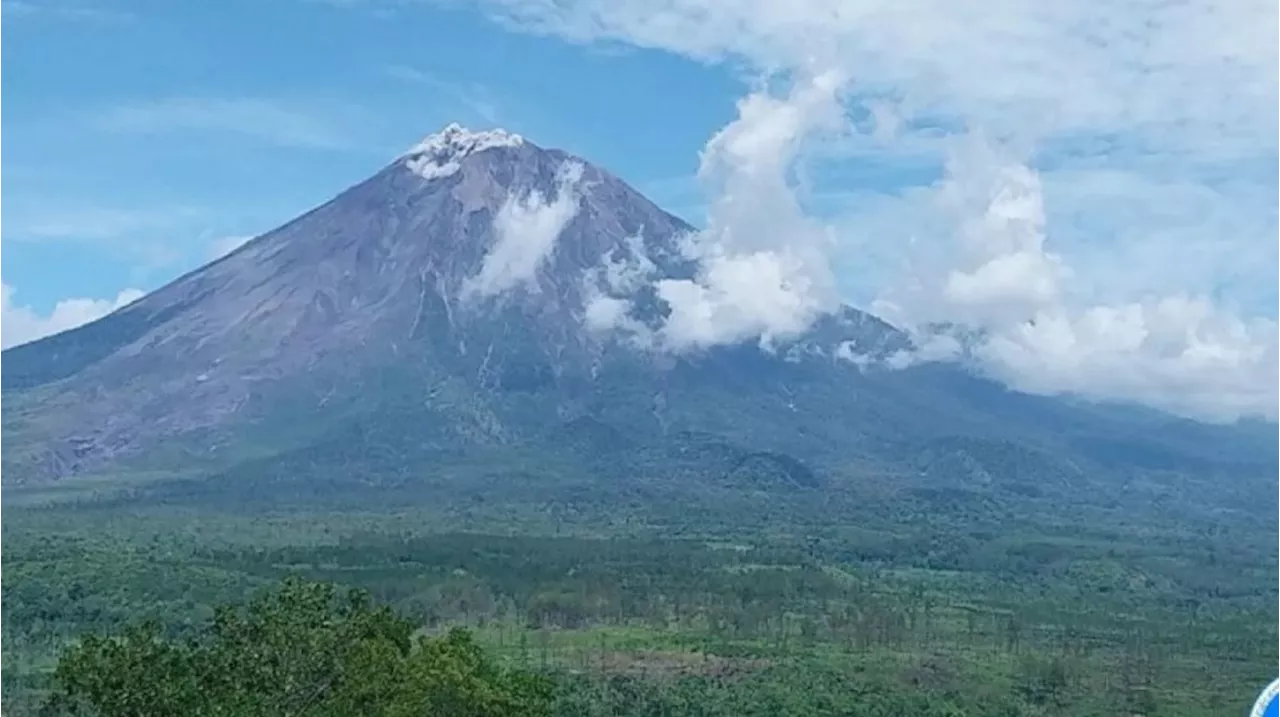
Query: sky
[
  {"left": 1, "top": 0, "right": 739, "bottom": 305},
  {"left": 2, "top": 0, "right": 1277, "bottom": 421}
]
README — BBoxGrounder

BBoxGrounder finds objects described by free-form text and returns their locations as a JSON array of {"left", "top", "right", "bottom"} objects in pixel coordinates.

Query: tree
[
  {"left": 44, "top": 577, "right": 553, "bottom": 717},
  {"left": 1014, "top": 654, "right": 1070, "bottom": 708}
]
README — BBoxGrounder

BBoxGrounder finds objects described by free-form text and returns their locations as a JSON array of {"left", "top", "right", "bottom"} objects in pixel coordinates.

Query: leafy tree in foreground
[{"left": 43, "top": 577, "right": 553, "bottom": 717}]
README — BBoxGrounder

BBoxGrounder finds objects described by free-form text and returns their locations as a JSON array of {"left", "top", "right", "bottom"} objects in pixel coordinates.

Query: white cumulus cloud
[
  {"left": 462, "top": 161, "right": 584, "bottom": 299},
  {"left": 477, "top": 0, "right": 1277, "bottom": 421},
  {"left": 652, "top": 71, "right": 845, "bottom": 351},
  {"left": 874, "top": 138, "right": 1279, "bottom": 421},
  {"left": 1, "top": 283, "right": 144, "bottom": 350},
  {"left": 575, "top": 72, "right": 845, "bottom": 352}
]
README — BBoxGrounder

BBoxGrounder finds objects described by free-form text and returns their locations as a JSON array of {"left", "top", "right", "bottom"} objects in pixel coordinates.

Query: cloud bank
[
  {"left": 1, "top": 283, "right": 143, "bottom": 350},
  {"left": 872, "top": 138, "right": 1279, "bottom": 421},
  {"left": 476, "top": 0, "right": 1278, "bottom": 421}
]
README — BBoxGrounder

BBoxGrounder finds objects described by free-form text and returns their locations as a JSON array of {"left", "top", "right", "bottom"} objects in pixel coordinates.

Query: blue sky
[
  {"left": 2, "top": 0, "right": 1277, "bottom": 420},
  {"left": 2, "top": 0, "right": 744, "bottom": 308}
]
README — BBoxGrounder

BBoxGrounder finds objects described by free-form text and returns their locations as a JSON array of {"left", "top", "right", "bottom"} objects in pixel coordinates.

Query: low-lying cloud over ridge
[{"left": 476, "top": 0, "right": 1279, "bottom": 422}]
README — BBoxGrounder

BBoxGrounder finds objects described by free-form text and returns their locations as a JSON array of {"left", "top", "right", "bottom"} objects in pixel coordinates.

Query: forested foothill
[{"left": 4, "top": 471, "right": 1274, "bottom": 716}]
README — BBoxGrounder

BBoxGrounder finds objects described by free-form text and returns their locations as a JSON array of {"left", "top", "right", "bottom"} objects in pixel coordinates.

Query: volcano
[{"left": 2, "top": 125, "right": 1273, "bottom": 522}]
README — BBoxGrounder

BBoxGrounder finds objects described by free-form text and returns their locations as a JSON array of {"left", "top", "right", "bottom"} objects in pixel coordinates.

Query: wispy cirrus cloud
[
  {"left": 5, "top": 204, "right": 207, "bottom": 243},
  {"left": 1, "top": 0, "right": 136, "bottom": 23},
  {"left": 2, "top": 202, "right": 209, "bottom": 278},
  {"left": 382, "top": 64, "right": 503, "bottom": 124},
  {"left": 474, "top": 0, "right": 1276, "bottom": 160},
  {"left": 91, "top": 97, "right": 368, "bottom": 151},
  {"left": 2, "top": 0, "right": 39, "bottom": 16}
]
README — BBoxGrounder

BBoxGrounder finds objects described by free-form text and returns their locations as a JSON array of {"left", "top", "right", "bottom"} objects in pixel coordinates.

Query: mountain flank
[{"left": 2, "top": 125, "right": 1273, "bottom": 530}]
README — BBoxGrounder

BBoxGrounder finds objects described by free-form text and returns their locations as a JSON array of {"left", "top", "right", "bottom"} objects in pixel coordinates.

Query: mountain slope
[
  {"left": 3, "top": 127, "right": 690, "bottom": 477},
  {"left": 3, "top": 125, "right": 1274, "bottom": 529}
]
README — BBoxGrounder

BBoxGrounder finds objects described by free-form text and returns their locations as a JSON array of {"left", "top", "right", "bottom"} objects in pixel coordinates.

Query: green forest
[{"left": 4, "top": 476, "right": 1275, "bottom": 717}]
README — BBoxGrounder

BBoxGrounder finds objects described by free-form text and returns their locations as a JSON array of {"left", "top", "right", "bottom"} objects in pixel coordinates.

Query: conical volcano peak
[
  {"left": 2, "top": 112, "right": 1270, "bottom": 500},
  {"left": 403, "top": 123, "right": 526, "bottom": 180}
]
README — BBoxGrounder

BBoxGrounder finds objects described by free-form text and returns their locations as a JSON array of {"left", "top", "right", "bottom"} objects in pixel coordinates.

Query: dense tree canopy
[
  {"left": 6, "top": 512, "right": 1272, "bottom": 716},
  {"left": 43, "top": 578, "right": 553, "bottom": 717}
]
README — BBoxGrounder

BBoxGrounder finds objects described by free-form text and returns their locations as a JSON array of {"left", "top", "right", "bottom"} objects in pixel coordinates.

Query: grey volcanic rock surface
[
  {"left": 4, "top": 129, "right": 685, "bottom": 474},
  {"left": 2, "top": 125, "right": 1274, "bottom": 514}
]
